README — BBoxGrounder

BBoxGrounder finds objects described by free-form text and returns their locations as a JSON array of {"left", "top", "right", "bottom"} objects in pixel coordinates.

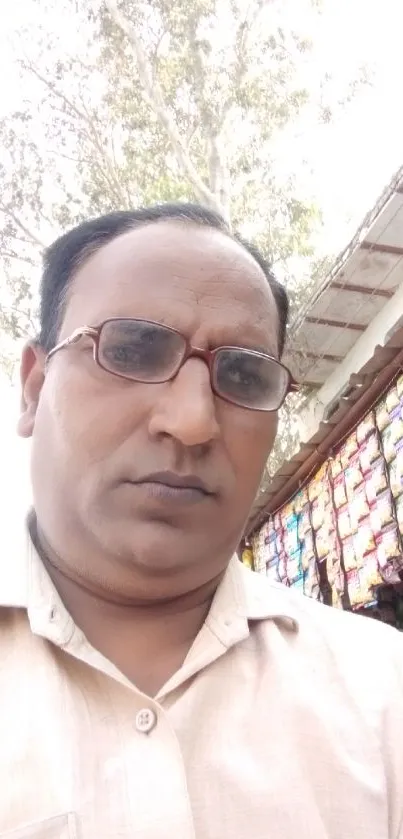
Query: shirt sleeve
[{"left": 386, "top": 631, "right": 403, "bottom": 839}]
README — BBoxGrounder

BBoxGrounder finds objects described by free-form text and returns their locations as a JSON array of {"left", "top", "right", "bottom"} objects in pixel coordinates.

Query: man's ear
[{"left": 17, "top": 342, "right": 47, "bottom": 439}]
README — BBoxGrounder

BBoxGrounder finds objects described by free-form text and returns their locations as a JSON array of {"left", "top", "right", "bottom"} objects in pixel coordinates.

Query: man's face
[{"left": 20, "top": 222, "right": 281, "bottom": 595}]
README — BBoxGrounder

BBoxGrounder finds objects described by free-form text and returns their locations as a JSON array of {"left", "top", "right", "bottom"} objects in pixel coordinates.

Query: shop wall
[{"left": 248, "top": 372, "right": 403, "bottom": 625}]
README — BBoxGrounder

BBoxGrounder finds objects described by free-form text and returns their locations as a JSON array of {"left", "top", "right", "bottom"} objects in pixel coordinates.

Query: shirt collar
[
  {"left": 208, "top": 554, "right": 299, "bottom": 638},
  {"left": 0, "top": 512, "right": 299, "bottom": 636}
]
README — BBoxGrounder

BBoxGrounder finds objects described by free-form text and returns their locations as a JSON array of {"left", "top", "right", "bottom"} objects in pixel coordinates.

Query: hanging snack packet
[
  {"left": 389, "top": 446, "right": 403, "bottom": 499},
  {"left": 359, "top": 432, "right": 381, "bottom": 475},
  {"left": 357, "top": 410, "right": 376, "bottom": 444}
]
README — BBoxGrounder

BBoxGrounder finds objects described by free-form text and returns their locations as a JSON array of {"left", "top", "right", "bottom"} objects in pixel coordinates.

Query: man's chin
[{"left": 95, "top": 515, "right": 200, "bottom": 572}]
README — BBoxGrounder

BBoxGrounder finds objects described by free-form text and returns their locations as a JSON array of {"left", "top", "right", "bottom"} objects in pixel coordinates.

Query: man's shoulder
[
  {"left": 243, "top": 565, "right": 403, "bottom": 661},
  {"left": 240, "top": 568, "right": 403, "bottom": 729}
]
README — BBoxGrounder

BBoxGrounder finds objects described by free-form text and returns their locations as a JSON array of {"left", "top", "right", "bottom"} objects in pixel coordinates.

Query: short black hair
[{"left": 39, "top": 202, "right": 289, "bottom": 355}]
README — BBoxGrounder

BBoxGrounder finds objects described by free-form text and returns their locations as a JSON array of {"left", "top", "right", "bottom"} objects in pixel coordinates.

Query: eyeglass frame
[{"left": 45, "top": 317, "right": 299, "bottom": 412}]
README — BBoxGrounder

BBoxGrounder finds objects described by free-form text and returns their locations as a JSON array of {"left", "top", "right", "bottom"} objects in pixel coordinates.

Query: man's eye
[{"left": 228, "top": 367, "right": 261, "bottom": 386}]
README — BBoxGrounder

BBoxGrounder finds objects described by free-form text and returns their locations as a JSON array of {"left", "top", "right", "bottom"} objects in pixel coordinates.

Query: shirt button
[{"left": 135, "top": 708, "right": 157, "bottom": 734}]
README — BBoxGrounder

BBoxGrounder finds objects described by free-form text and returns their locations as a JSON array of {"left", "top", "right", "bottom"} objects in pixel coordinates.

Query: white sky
[{"left": 1, "top": 0, "right": 403, "bottom": 520}]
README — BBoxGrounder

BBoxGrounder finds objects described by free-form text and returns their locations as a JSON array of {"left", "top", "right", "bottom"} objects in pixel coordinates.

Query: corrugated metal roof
[
  {"left": 283, "top": 165, "right": 403, "bottom": 386},
  {"left": 247, "top": 166, "right": 403, "bottom": 535}
]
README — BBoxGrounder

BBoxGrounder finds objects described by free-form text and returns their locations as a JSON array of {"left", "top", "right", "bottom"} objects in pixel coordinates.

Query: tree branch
[
  {"left": 22, "top": 59, "right": 128, "bottom": 207},
  {"left": 104, "top": 0, "right": 228, "bottom": 219},
  {"left": 0, "top": 302, "right": 37, "bottom": 337},
  {"left": 0, "top": 251, "right": 37, "bottom": 265},
  {"left": 79, "top": 97, "right": 129, "bottom": 205},
  {"left": 0, "top": 206, "right": 45, "bottom": 249}
]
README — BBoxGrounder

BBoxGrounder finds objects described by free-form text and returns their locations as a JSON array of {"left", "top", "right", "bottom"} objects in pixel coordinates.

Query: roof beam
[
  {"left": 330, "top": 281, "right": 394, "bottom": 299},
  {"left": 305, "top": 316, "right": 366, "bottom": 331},
  {"left": 360, "top": 241, "right": 403, "bottom": 256},
  {"left": 291, "top": 349, "right": 343, "bottom": 363}
]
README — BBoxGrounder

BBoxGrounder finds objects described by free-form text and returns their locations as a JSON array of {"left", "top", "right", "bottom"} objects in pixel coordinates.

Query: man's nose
[{"left": 148, "top": 358, "right": 220, "bottom": 447}]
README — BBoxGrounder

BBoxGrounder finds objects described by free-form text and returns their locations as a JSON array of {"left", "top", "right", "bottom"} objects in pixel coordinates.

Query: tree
[
  {"left": 0, "top": 0, "right": 325, "bottom": 338},
  {"left": 0, "top": 0, "right": 367, "bottom": 475}
]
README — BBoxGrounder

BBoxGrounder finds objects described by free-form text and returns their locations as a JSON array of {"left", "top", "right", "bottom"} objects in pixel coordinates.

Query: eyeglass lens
[
  {"left": 99, "top": 319, "right": 185, "bottom": 382},
  {"left": 98, "top": 319, "right": 288, "bottom": 410}
]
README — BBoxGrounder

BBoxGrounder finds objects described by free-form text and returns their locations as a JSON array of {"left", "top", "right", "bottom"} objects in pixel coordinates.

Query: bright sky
[{"left": 1, "top": 0, "right": 403, "bottom": 521}]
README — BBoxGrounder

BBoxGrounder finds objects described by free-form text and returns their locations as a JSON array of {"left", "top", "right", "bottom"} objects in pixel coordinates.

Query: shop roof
[
  {"left": 248, "top": 166, "right": 403, "bottom": 535},
  {"left": 283, "top": 165, "right": 403, "bottom": 386}
]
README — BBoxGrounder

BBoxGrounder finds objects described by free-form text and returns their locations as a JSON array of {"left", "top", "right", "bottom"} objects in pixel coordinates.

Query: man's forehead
[
  {"left": 77, "top": 221, "right": 267, "bottom": 285},
  {"left": 65, "top": 221, "right": 278, "bottom": 346}
]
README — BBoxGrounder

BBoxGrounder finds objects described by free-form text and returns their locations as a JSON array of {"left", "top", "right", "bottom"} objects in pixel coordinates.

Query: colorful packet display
[
  {"left": 356, "top": 410, "right": 376, "bottom": 445},
  {"left": 395, "top": 494, "right": 403, "bottom": 536},
  {"left": 344, "top": 454, "right": 364, "bottom": 501},
  {"left": 297, "top": 506, "right": 311, "bottom": 540},
  {"left": 252, "top": 519, "right": 272, "bottom": 573},
  {"left": 340, "top": 431, "right": 359, "bottom": 468},
  {"left": 315, "top": 522, "right": 332, "bottom": 560},
  {"left": 386, "top": 385, "right": 400, "bottom": 414},
  {"left": 376, "top": 398, "right": 390, "bottom": 433},
  {"left": 389, "top": 448, "right": 403, "bottom": 499},
  {"left": 263, "top": 518, "right": 282, "bottom": 582},
  {"left": 326, "top": 559, "right": 345, "bottom": 608},
  {"left": 346, "top": 568, "right": 363, "bottom": 609},
  {"left": 349, "top": 485, "right": 370, "bottom": 532},
  {"left": 329, "top": 453, "right": 343, "bottom": 480},
  {"left": 370, "top": 491, "right": 394, "bottom": 532},
  {"left": 346, "top": 562, "right": 377, "bottom": 610},
  {"left": 342, "top": 536, "right": 357, "bottom": 572},
  {"left": 366, "top": 458, "right": 388, "bottom": 504},
  {"left": 318, "top": 530, "right": 341, "bottom": 596},
  {"left": 359, "top": 550, "right": 383, "bottom": 592},
  {"left": 265, "top": 539, "right": 278, "bottom": 565},
  {"left": 249, "top": 377, "right": 403, "bottom": 618},
  {"left": 301, "top": 529, "right": 316, "bottom": 571},
  {"left": 311, "top": 496, "right": 326, "bottom": 532},
  {"left": 333, "top": 473, "right": 347, "bottom": 509},
  {"left": 251, "top": 527, "right": 267, "bottom": 574},
  {"left": 286, "top": 546, "right": 303, "bottom": 585},
  {"left": 381, "top": 409, "right": 403, "bottom": 464},
  {"left": 282, "top": 510, "right": 299, "bottom": 557},
  {"left": 294, "top": 487, "right": 309, "bottom": 514},
  {"left": 308, "top": 464, "right": 328, "bottom": 503},
  {"left": 303, "top": 562, "right": 321, "bottom": 600},
  {"left": 376, "top": 524, "right": 403, "bottom": 575},
  {"left": 359, "top": 432, "right": 381, "bottom": 475},
  {"left": 353, "top": 519, "right": 376, "bottom": 563},
  {"left": 337, "top": 504, "right": 353, "bottom": 540}
]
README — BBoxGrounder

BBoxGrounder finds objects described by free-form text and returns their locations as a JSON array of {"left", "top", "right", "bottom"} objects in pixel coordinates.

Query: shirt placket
[{"left": 116, "top": 696, "right": 197, "bottom": 839}]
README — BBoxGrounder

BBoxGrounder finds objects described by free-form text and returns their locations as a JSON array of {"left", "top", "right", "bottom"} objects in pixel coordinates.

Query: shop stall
[{"left": 244, "top": 168, "right": 403, "bottom": 628}]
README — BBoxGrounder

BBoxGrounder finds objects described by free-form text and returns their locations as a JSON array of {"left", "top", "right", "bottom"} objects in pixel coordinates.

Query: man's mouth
[{"left": 127, "top": 471, "right": 214, "bottom": 506}]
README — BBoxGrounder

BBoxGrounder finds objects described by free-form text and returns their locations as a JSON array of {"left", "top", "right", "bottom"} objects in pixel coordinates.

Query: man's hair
[{"left": 39, "top": 202, "right": 289, "bottom": 356}]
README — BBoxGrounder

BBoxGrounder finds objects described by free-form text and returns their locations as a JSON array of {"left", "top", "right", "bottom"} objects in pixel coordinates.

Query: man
[{"left": 0, "top": 203, "right": 402, "bottom": 839}]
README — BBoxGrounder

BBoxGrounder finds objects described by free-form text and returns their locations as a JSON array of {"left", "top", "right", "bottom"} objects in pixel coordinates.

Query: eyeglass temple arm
[
  {"left": 46, "top": 326, "right": 98, "bottom": 361},
  {"left": 288, "top": 378, "right": 300, "bottom": 394}
]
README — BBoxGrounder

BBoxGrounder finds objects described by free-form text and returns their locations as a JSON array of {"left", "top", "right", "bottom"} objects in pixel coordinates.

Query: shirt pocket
[{"left": 0, "top": 813, "right": 78, "bottom": 839}]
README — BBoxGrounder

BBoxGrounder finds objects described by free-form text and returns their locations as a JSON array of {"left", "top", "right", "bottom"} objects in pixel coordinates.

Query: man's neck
[{"left": 32, "top": 521, "right": 223, "bottom": 695}]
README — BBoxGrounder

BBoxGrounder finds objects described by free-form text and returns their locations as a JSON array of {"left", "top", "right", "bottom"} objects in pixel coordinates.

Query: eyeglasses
[{"left": 46, "top": 317, "right": 298, "bottom": 412}]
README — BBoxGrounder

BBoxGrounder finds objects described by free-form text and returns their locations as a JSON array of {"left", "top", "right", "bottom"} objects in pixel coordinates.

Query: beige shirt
[{"left": 1, "top": 522, "right": 403, "bottom": 839}]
